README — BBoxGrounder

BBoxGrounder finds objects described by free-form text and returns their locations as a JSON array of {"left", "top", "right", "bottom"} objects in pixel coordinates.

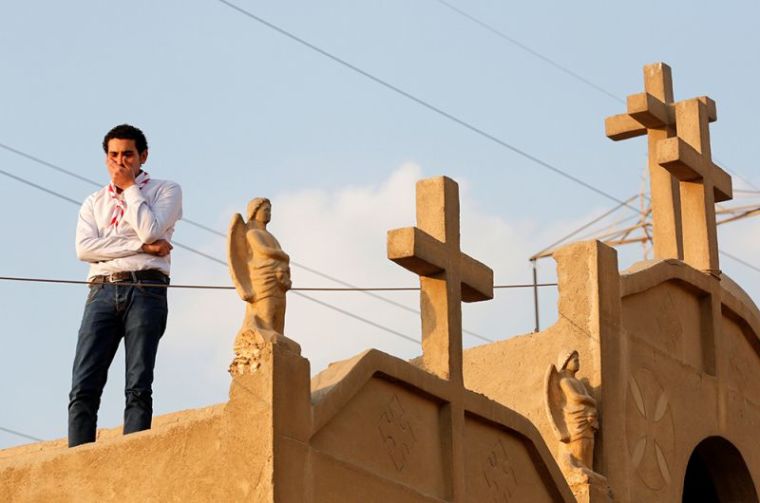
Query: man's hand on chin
[{"left": 108, "top": 160, "right": 136, "bottom": 190}]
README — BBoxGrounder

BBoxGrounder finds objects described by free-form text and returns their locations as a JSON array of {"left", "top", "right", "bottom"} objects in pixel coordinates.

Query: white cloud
[
  {"left": 25, "top": 163, "right": 756, "bottom": 438},
  {"left": 159, "top": 162, "right": 622, "bottom": 404},
  {"left": 145, "top": 166, "right": 760, "bottom": 437}
]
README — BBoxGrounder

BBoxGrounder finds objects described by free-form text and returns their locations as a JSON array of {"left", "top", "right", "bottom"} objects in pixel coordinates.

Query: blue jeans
[{"left": 68, "top": 278, "right": 168, "bottom": 447}]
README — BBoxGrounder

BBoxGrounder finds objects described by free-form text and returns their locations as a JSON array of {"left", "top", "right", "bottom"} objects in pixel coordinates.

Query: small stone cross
[{"left": 387, "top": 176, "right": 493, "bottom": 384}]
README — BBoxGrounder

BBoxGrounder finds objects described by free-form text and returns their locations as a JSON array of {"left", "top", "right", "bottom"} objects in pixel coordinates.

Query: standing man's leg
[
  {"left": 122, "top": 281, "right": 168, "bottom": 434},
  {"left": 69, "top": 284, "right": 122, "bottom": 447}
]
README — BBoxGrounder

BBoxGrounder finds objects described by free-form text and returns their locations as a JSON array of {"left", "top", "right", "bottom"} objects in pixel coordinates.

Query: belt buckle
[{"left": 109, "top": 271, "right": 135, "bottom": 283}]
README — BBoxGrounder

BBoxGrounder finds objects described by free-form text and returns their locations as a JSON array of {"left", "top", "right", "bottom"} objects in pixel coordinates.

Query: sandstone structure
[
  {"left": 0, "top": 177, "right": 574, "bottom": 502},
  {"left": 228, "top": 197, "right": 299, "bottom": 373},
  {"left": 464, "top": 63, "right": 759, "bottom": 502},
  {"left": 1, "top": 63, "right": 759, "bottom": 502},
  {"left": 546, "top": 350, "right": 608, "bottom": 491}
]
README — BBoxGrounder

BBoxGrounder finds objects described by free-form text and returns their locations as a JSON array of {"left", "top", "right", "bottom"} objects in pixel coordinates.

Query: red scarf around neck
[{"left": 108, "top": 170, "right": 150, "bottom": 228}]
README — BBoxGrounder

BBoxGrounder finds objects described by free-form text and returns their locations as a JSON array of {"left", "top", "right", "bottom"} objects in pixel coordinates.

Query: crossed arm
[{"left": 76, "top": 183, "right": 182, "bottom": 263}]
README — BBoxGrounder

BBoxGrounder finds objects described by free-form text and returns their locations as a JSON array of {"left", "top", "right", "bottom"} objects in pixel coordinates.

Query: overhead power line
[
  {"left": 430, "top": 2, "right": 759, "bottom": 193},
  {"left": 0, "top": 143, "right": 454, "bottom": 323},
  {"left": 0, "top": 142, "right": 503, "bottom": 341},
  {"left": 0, "top": 168, "right": 497, "bottom": 344},
  {"left": 0, "top": 170, "right": 426, "bottom": 345},
  {"left": 214, "top": 0, "right": 638, "bottom": 212},
  {"left": 531, "top": 195, "right": 639, "bottom": 260},
  {"left": 0, "top": 426, "right": 43, "bottom": 442},
  {"left": 0, "top": 275, "right": 557, "bottom": 291},
  {"left": 0, "top": 168, "right": 81, "bottom": 206},
  {"left": 291, "top": 290, "right": 419, "bottom": 345},
  {"left": 527, "top": 182, "right": 760, "bottom": 275},
  {"left": 3, "top": 157, "right": 759, "bottom": 345},
  {"left": 0, "top": 141, "right": 244, "bottom": 236},
  {"left": 431, "top": 0, "right": 624, "bottom": 104},
  {"left": 720, "top": 250, "right": 760, "bottom": 275},
  {"left": 0, "top": 142, "right": 97, "bottom": 185},
  {"left": 6, "top": 10, "right": 754, "bottom": 328}
]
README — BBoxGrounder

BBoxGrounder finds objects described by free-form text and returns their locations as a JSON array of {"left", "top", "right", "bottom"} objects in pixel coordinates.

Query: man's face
[
  {"left": 255, "top": 202, "right": 272, "bottom": 224},
  {"left": 105, "top": 138, "right": 147, "bottom": 176}
]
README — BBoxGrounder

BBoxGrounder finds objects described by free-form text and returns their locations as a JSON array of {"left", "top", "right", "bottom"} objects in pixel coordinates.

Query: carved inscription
[
  {"left": 377, "top": 394, "right": 417, "bottom": 472},
  {"left": 626, "top": 368, "right": 675, "bottom": 491},
  {"left": 483, "top": 438, "right": 518, "bottom": 502}
]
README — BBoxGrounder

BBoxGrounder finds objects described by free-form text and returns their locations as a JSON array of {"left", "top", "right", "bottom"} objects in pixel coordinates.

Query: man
[{"left": 69, "top": 124, "right": 182, "bottom": 447}]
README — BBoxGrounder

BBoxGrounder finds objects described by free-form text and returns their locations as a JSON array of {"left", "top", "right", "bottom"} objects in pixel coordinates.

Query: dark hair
[{"left": 102, "top": 124, "right": 148, "bottom": 153}]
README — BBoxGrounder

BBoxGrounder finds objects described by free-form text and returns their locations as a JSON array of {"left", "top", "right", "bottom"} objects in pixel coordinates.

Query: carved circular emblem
[{"left": 626, "top": 368, "right": 675, "bottom": 491}]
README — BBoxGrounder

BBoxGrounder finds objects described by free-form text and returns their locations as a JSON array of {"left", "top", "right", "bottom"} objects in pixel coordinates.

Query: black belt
[{"left": 90, "top": 270, "right": 168, "bottom": 284}]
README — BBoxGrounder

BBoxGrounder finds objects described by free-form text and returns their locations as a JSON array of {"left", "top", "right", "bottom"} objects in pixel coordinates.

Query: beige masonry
[
  {"left": 2, "top": 62, "right": 759, "bottom": 502},
  {"left": 0, "top": 176, "right": 574, "bottom": 503},
  {"left": 466, "top": 63, "right": 758, "bottom": 502}
]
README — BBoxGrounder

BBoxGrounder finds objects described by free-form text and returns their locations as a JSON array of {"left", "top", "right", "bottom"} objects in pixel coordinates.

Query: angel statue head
[
  {"left": 558, "top": 350, "right": 580, "bottom": 373},
  {"left": 246, "top": 197, "right": 271, "bottom": 224}
]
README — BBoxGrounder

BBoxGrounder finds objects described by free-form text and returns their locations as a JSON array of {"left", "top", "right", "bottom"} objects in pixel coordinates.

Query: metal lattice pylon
[{"left": 531, "top": 168, "right": 760, "bottom": 262}]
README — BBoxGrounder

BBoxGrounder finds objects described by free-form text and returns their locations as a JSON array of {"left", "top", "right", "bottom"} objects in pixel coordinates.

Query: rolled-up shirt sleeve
[
  {"left": 122, "top": 182, "right": 183, "bottom": 244},
  {"left": 75, "top": 198, "right": 143, "bottom": 262}
]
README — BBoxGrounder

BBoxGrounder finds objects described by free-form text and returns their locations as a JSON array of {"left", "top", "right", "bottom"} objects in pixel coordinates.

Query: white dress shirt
[{"left": 75, "top": 178, "right": 183, "bottom": 280}]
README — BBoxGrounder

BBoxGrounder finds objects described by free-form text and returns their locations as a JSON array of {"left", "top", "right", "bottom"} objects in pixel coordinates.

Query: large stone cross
[
  {"left": 387, "top": 176, "right": 493, "bottom": 384},
  {"left": 387, "top": 175, "right": 493, "bottom": 500},
  {"left": 605, "top": 63, "right": 713, "bottom": 260},
  {"left": 658, "top": 98, "right": 732, "bottom": 274},
  {"left": 606, "top": 62, "right": 732, "bottom": 274}
]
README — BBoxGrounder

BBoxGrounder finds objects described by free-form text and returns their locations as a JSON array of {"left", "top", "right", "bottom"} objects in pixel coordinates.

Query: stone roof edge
[
  {"left": 620, "top": 258, "right": 760, "bottom": 352},
  {"left": 307, "top": 347, "right": 575, "bottom": 502}
]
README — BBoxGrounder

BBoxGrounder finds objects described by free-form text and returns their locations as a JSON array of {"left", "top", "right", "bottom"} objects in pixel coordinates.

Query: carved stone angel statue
[
  {"left": 227, "top": 198, "right": 300, "bottom": 375},
  {"left": 545, "top": 350, "right": 607, "bottom": 486}
]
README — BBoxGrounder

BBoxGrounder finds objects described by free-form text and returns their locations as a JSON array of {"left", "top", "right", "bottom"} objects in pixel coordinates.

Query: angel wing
[
  {"left": 545, "top": 363, "right": 570, "bottom": 443},
  {"left": 227, "top": 213, "right": 255, "bottom": 302}
]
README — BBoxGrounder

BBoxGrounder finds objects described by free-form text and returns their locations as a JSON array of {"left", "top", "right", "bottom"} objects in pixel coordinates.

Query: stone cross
[
  {"left": 606, "top": 62, "right": 732, "bottom": 274},
  {"left": 605, "top": 62, "right": 705, "bottom": 260},
  {"left": 387, "top": 176, "right": 493, "bottom": 385},
  {"left": 657, "top": 98, "right": 732, "bottom": 274},
  {"left": 387, "top": 175, "right": 493, "bottom": 500}
]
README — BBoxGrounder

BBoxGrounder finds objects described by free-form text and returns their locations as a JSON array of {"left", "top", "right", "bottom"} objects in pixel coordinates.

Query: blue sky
[{"left": 1, "top": 0, "right": 759, "bottom": 448}]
